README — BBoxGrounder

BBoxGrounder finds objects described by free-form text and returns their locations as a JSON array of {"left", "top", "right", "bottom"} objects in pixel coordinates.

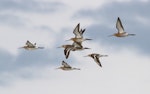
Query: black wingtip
[
  {"left": 77, "top": 23, "right": 80, "bottom": 27},
  {"left": 82, "top": 28, "right": 86, "bottom": 32},
  {"left": 117, "top": 17, "right": 122, "bottom": 22},
  {"left": 100, "top": 65, "right": 102, "bottom": 67}
]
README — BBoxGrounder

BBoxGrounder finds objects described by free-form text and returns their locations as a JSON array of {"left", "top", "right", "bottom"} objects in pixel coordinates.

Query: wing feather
[
  {"left": 73, "top": 23, "right": 82, "bottom": 38},
  {"left": 94, "top": 55, "right": 102, "bottom": 67},
  {"left": 64, "top": 47, "right": 72, "bottom": 59},
  {"left": 26, "top": 40, "right": 35, "bottom": 47},
  {"left": 116, "top": 17, "right": 125, "bottom": 33},
  {"left": 62, "top": 61, "right": 72, "bottom": 68}
]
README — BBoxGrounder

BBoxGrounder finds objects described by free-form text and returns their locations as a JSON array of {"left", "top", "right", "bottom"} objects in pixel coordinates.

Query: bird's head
[{"left": 57, "top": 45, "right": 65, "bottom": 48}]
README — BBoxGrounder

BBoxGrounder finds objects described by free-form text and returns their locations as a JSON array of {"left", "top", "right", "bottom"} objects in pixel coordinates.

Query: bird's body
[
  {"left": 59, "top": 42, "right": 90, "bottom": 59},
  {"left": 69, "top": 38, "right": 92, "bottom": 43},
  {"left": 19, "top": 40, "right": 44, "bottom": 50},
  {"left": 57, "top": 61, "right": 80, "bottom": 71},
  {"left": 85, "top": 53, "right": 108, "bottom": 67},
  {"left": 110, "top": 17, "right": 135, "bottom": 37}
]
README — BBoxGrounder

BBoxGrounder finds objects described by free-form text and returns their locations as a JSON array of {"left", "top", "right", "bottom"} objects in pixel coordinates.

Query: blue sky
[{"left": 0, "top": 0, "right": 150, "bottom": 94}]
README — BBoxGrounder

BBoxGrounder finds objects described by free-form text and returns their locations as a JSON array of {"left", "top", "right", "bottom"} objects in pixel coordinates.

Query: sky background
[{"left": 0, "top": 0, "right": 150, "bottom": 94}]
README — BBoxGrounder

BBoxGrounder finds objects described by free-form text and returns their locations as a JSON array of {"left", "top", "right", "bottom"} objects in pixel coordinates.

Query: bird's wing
[
  {"left": 116, "top": 17, "right": 125, "bottom": 33},
  {"left": 73, "top": 23, "right": 82, "bottom": 38},
  {"left": 80, "top": 29, "right": 85, "bottom": 35},
  {"left": 26, "top": 40, "right": 35, "bottom": 47},
  {"left": 78, "top": 28, "right": 85, "bottom": 38},
  {"left": 62, "top": 61, "right": 72, "bottom": 68},
  {"left": 64, "top": 47, "right": 72, "bottom": 59},
  {"left": 91, "top": 54, "right": 102, "bottom": 67}
]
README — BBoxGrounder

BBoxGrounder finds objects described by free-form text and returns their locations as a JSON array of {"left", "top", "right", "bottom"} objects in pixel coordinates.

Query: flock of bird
[{"left": 20, "top": 17, "right": 135, "bottom": 71}]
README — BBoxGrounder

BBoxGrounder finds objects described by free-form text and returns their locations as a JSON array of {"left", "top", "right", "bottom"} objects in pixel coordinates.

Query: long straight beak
[
  {"left": 55, "top": 67, "right": 61, "bottom": 70},
  {"left": 57, "top": 46, "right": 62, "bottom": 48},
  {"left": 84, "top": 47, "right": 91, "bottom": 49},
  {"left": 128, "top": 34, "right": 136, "bottom": 36},
  {"left": 18, "top": 47, "right": 24, "bottom": 49},
  {"left": 108, "top": 35, "right": 114, "bottom": 37},
  {"left": 86, "top": 38, "right": 92, "bottom": 40},
  {"left": 38, "top": 47, "right": 44, "bottom": 49},
  {"left": 73, "top": 68, "right": 81, "bottom": 70},
  {"left": 65, "top": 39, "right": 71, "bottom": 41},
  {"left": 84, "top": 55, "right": 89, "bottom": 57}
]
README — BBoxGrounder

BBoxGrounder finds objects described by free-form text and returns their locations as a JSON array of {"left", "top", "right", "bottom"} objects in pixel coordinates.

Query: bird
[
  {"left": 66, "top": 23, "right": 92, "bottom": 43},
  {"left": 57, "top": 44, "right": 74, "bottom": 59},
  {"left": 58, "top": 42, "right": 90, "bottom": 59},
  {"left": 64, "top": 42, "right": 90, "bottom": 59},
  {"left": 109, "top": 17, "right": 135, "bottom": 37},
  {"left": 84, "top": 53, "right": 108, "bottom": 67},
  {"left": 19, "top": 40, "right": 44, "bottom": 50},
  {"left": 56, "top": 61, "right": 80, "bottom": 71}
]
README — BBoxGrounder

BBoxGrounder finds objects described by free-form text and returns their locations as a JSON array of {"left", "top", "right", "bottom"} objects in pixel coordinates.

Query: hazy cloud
[
  {"left": 0, "top": 0, "right": 65, "bottom": 13},
  {"left": 0, "top": 2, "right": 150, "bottom": 93},
  {"left": 0, "top": 14, "right": 25, "bottom": 27},
  {"left": 73, "top": 1, "right": 150, "bottom": 54}
]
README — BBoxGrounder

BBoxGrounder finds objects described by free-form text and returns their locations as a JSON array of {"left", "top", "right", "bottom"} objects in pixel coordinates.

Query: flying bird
[
  {"left": 66, "top": 23, "right": 92, "bottom": 43},
  {"left": 64, "top": 42, "right": 90, "bottom": 59},
  {"left": 19, "top": 40, "right": 44, "bottom": 50},
  {"left": 84, "top": 53, "right": 108, "bottom": 67},
  {"left": 56, "top": 61, "right": 80, "bottom": 71},
  {"left": 109, "top": 17, "right": 135, "bottom": 37},
  {"left": 58, "top": 42, "right": 90, "bottom": 59},
  {"left": 57, "top": 44, "right": 74, "bottom": 59}
]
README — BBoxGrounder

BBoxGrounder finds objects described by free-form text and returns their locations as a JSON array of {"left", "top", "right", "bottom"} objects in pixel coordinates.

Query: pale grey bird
[
  {"left": 19, "top": 40, "right": 44, "bottom": 50},
  {"left": 66, "top": 23, "right": 92, "bottom": 42},
  {"left": 109, "top": 17, "right": 135, "bottom": 37},
  {"left": 56, "top": 61, "right": 80, "bottom": 71},
  {"left": 84, "top": 53, "right": 108, "bottom": 67}
]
